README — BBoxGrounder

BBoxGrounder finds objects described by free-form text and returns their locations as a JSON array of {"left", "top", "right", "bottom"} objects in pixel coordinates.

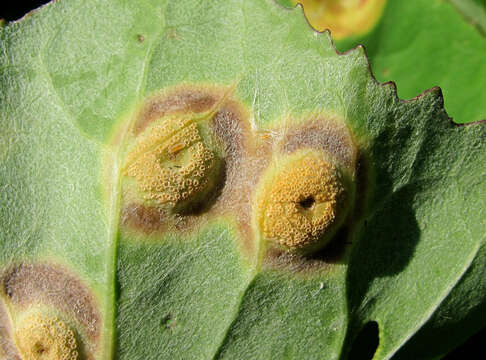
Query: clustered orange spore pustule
[
  {"left": 14, "top": 314, "right": 78, "bottom": 360},
  {"left": 124, "top": 114, "right": 217, "bottom": 207},
  {"left": 260, "top": 152, "right": 348, "bottom": 252},
  {"left": 120, "top": 85, "right": 258, "bottom": 253},
  {"left": 119, "top": 83, "right": 361, "bottom": 262}
]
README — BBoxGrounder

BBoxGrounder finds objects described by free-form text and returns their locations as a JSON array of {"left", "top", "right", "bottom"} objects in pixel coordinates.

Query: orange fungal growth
[
  {"left": 295, "top": 0, "right": 387, "bottom": 39},
  {"left": 124, "top": 113, "right": 221, "bottom": 209},
  {"left": 14, "top": 314, "right": 78, "bottom": 360},
  {"left": 257, "top": 150, "right": 353, "bottom": 252}
]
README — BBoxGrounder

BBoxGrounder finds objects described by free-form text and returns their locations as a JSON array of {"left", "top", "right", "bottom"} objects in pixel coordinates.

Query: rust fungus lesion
[
  {"left": 252, "top": 113, "right": 364, "bottom": 272},
  {"left": 123, "top": 113, "right": 222, "bottom": 210},
  {"left": 14, "top": 313, "right": 78, "bottom": 360},
  {"left": 257, "top": 149, "right": 353, "bottom": 254},
  {"left": 120, "top": 83, "right": 262, "bottom": 258},
  {"left": 281, "top": 116, "right": 358, "bottom": 171},
  {"left": 0, "top": 262, "right": 102, "bottom": 360},
  {"left": 118, "top": 82, "right": 367, "bottom": 268}
]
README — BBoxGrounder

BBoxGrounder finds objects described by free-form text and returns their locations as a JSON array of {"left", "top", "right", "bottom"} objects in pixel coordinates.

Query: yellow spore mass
[
  {"left": 295, "top": 0, "right": 386, "bottom": 39},
  {"left": 259, "top": 151, "right": 349, "bottom": 251},
  {"left": 14, "top": 314, "right": 78, "bottom": 360},
  {"left": 124, "top": 114, "right": 217, "bottom": 207}
]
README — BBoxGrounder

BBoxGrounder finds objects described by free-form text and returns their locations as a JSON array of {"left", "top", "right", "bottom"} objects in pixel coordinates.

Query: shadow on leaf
[
  {"left": 347, "top": 321, "right": 380, "bottom": 360},
  {"left": 343, "top": 184, "right": 421, "bottom": 355}
]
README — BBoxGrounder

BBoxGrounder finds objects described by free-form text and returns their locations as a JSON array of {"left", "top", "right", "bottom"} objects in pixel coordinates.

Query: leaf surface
[{"left": 0, "top": 1, "right": 485, "bottom": 359}]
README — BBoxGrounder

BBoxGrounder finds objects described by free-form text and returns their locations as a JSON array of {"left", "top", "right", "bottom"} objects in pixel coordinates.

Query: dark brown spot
[
  {"left": 210, "top": 101, "right": 252, "bottom": 161},
  {"left": 122, "top": 203, "right": 169, "bottom": 234},
  {"left": 34, "top": 343, "right": 47, "bottom": 355},
  {"left": 137, "top": 34, "right": 145, "bottom": 43},
  {"left": 1, "top": 263, "right": 101, "bottom": 344},
  {"left": 298, "top": 196, "right": 315, "bottom": 210},
  {"left": 263, "top": 222, "right": 352, "bottom": 276},
  {"left": 133, "top": 86, "right": 220, "bottom": 135},
  {"left": 282, "top": 117, "right": 357, "bottom": 172}
]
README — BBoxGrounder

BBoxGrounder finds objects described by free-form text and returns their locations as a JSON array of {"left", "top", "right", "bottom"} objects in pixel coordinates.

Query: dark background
[
  {"left": 0, "top": 1, "right": 485, "bottom": 359},
  {"left": 1, "top": 0, "right": 50, "bottom": 22}
]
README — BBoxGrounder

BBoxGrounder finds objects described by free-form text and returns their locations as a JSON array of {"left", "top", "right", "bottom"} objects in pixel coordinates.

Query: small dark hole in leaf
[
  {"left": 34, "top": 342, "right": 47, "bottom": 355},
  {"left": 161, "top": 313, "right": 172, "bottom": 328},
  {"left": 299, "top": 196, "right": 315, "bottom": 209},
  {"left": 348, "top": 321, "right": 379, "bottom": 360}
]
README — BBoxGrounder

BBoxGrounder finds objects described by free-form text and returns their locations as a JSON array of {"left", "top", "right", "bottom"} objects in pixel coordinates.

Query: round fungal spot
[
  {"left": 124, "top": 113, "right": 222, "bottom": 211},
  {"left": 257, "top": 150, "right": 353, "bottom": 253},
  {"left": 14, "top": 314, "right": 78, "bottom": 360}
]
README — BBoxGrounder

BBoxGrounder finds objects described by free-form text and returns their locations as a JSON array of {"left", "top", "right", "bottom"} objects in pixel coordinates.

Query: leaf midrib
[{"left": 105, "top": 1, "right": 168, "bottom": 358}]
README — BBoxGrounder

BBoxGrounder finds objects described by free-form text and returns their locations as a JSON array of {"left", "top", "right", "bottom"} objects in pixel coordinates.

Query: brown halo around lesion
[
  {"left": 118, "top": 83, "right": 366, "bottom": 269},
  {"left": 120, "top": 83, "right": 261, "bottom": 258},
  {"left": 253, "top": 113, "right": 364, "bottom": 273},
  {"left": 0, "top": 262, "right": 102, "bottom": 360}
]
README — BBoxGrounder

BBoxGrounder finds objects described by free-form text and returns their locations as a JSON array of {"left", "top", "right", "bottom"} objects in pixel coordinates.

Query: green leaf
[
  {"left": 353, "top": 0, "right": 486, "bottom": 125},
  {"left": 279, "top": 0, "right": 486, "bottom": 355},
  {"left": 290, "top": 0, "right": 486, "bottom": 124},
  {"left": 0, "top": 1, "right": 485, "bottom": 359},
  {"left": 448, "top": 0, "right": 486, "bottom": 36}
]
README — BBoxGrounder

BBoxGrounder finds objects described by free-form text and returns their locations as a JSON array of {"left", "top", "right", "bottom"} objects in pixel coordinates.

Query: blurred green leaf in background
[{"left": 287, "top": 0, "right": 486, "bottom": 124}]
